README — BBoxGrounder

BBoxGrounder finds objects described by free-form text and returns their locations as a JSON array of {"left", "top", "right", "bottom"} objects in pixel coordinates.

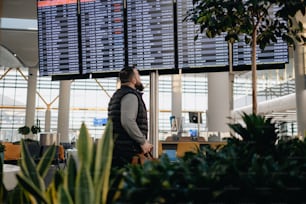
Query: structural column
[
  {"left": 57, "top": 80, "right": 71, "bottom": 143},
  {"left": 45, "top": 108, "right": 51, "bottom": 132},
  {"left": 25, "top": 67, "right": 37, "bottom": 139},
  {"left": 207, "top": 72, "right": 230, "bottom": 132},
  {"left": 150, "top": 71, "right": 159, "bottom": 157},
  {"left": 294, "top": 44, "right": 306, "bottom": 137},
  {"left": 171, "top": 73, "right": 182, "bottom": 133}
]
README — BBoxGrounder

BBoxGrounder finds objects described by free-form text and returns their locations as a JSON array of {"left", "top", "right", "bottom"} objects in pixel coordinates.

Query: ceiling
[
  {"left": 1, "top": 0, "right": 37, "bottom": 19},
  {"left": 0, "top": 0, "right": 38, "bottom": 68}
]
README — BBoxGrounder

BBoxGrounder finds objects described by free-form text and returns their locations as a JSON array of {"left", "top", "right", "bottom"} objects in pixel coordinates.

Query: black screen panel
[
  {"left": 80, "top": 0, "right": 125, "bottom": 74},
  {"left": 37, "top": 0, "right": 289, "bottom": 78},
  {"left": 37, "top": 0, "right": 80, "bottom": 76},
  {"left": 126, "top": 0, "right": 175, "bottom": 70}
]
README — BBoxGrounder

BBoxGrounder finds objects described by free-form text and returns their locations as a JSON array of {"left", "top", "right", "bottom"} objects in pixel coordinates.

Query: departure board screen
[
  {"left": 232, "top": 5, "right": 289, "bottom": 67},
  {"left": 37, "top": 0, "right": 289, "bottom": 77},
  {"left": 37, "top": 0, "right": 79, "bottom": 76},
  {"left": 126, "top": 0, "right": 175, "bottom": 70},
  {"left": 177, "top": 0, "right": 228, "bottom": 69},
  {"left": 80, "top": 0, "right": 125, "bottom": 73},
  {"left": 233, "top": 39, "right": 289, "bottom": 66}
]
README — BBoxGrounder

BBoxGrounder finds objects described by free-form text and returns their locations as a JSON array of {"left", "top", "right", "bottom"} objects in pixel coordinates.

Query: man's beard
[{"left": 135, "top": 83, "right": 144, "bottom": 92}]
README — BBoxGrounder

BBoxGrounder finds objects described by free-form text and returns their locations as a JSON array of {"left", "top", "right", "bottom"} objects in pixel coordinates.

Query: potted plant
[
  {"left": 31, "top": 125, "right": 41, "bottom": 135},
  {"left": 13, "top": 120, "right": 115, "bottom": 204},
  {"left": 185, "top": 0, "right": 306, "bottom": 114},
  {"left": 113, "top": 113, "right": 306, "bottom": 203},
  {"left": 18, "top": 125, "right": 30, "bottom": 136},
  {"left": 31, "top": 125, "right": 41, "bottom": 140}
]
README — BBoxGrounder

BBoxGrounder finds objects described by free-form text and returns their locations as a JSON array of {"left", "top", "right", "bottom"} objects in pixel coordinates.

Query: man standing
[{"left": 108, "top": 66, "right": 153, "bottom": 168}]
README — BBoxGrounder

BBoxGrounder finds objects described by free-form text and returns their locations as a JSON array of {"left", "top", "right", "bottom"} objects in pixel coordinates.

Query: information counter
[{"left": 159, "top": 139, "right": 227, "bottom": 159}]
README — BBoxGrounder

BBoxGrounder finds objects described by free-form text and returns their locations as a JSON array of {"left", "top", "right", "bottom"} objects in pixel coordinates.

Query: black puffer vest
[{"left": 108, "top": 85, "right": 148, "bottom": 143}]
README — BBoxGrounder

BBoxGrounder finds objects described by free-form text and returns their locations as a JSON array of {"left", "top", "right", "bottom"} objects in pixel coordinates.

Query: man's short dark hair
[{"left": 119, "top": 66, "right": 136, "bottom": 83}]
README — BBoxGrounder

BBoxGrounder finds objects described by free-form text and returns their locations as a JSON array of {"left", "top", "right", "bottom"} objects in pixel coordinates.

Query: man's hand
[{"left": 141, "top": 140, "right": 153, "bottom": 153}]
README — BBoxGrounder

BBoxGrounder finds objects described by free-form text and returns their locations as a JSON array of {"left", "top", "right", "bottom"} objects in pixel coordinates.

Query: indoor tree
[{"left": 185, "top": 0, "right": 306, "bottom": 114}]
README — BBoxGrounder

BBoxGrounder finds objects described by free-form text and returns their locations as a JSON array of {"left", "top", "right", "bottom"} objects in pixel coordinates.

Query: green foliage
[
  {"left": 18, "top": 125, "right": 41, "bottom": 136},
  {"left": 185, "top": 0, "right": 306, "bottom": 114},
  {"left": 5, "top": 120, "right": 114, "bottom": 204},
  {"left": 16, "top": 139, "right": 56, "bottom": 203},
  {"left": 18, "top": 126, "right": 30, "bottom": 135},
  {"left": 228, "top": 112, "right": 278, "bottom": 155},
  {"left": 31, "top": 125, "right": 41, "bottom": 134},
  {"left": 185, "top": 0, "right": 306, "bottom": 48},
  {"left": 114, "top": 156, "right": 204, "bottom": 203},
  {"left": 114, "top": 113, "right": 306, "bottom": 203},
  {"left": 0, "top": 143, "right": 5, "bottom": 152},
  {"left": 5, "top": 115, "right": 306, "bottom": 203}
]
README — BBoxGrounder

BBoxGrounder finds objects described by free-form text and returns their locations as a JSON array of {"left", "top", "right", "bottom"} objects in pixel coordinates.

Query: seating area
[
  {"left": 2, "top": 142, "right": 21, "bottom": 162},
  {"left": 2, "top": 140, "right": 65, "bottom": 165}
]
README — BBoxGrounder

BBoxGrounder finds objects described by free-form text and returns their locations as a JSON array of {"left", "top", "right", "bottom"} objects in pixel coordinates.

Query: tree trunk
[{"left": 251, "top": 30, "right": 257, "bottom": 114}]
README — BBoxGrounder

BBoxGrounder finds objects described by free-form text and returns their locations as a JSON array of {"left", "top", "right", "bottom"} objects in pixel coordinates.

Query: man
[{"left": 108, "top": 66, "right": 153, "bottom": 168}]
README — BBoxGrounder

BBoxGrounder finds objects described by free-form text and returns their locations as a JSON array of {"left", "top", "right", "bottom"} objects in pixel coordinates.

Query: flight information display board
[
  {"left": 80, "top": 0, "right": 125, "bottom": 73},
  {"left": 232, "top": 5, "right": 289, "bottom": 67},
  {"left": 233, "top": 39, "right": 289, "bottom": 67},
  {"left": 126, "top": 0, "right": 175, "bottom": 70},
  {"left": 177, "top": 0, "right": 229, "bottom": 69},
  {"left": 37, "top": 0, "right": 289, "bottom": 77},
  {"left": 37, "top": 0, "right": 79, "bottom": 76}
]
